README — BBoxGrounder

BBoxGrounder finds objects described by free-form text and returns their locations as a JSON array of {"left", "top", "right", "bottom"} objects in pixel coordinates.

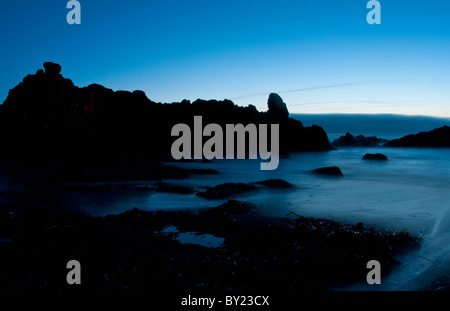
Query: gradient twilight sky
[{"left": 1, "top": 1, "right": 450, "bottom": 117}]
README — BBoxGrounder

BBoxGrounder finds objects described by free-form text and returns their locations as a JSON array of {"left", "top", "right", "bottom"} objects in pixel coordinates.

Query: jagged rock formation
[
  {"left": 0, "top": 63, "right": 331, "bottom": 162},
  {"left": 332, "top": 133, "right": 388, "bottom": 147}
]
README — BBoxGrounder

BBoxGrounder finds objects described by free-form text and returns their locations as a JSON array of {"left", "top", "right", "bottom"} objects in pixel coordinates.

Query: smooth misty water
[
  {"left": 1, "top": 146, "right": 449, "bottom": 290},
  {"left": 3, "top": 146, "right": 443, "bottom": 290},
  {"left": 158, "top": 147, "right": 450, "bottom": 291}
]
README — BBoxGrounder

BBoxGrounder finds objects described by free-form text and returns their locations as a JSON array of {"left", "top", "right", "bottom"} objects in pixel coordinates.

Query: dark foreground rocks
[
  {"left": 0, "top": 201, "right": 419, "bottom": 294},
  {"left": 197, "top": 179, "right": 294, "bottom": 199},
  {"left": 7, "top": 161, "right": 220, "bottom": 188},
  {"left": 362, "top": 153, "right": 388, "bottom": 161}
]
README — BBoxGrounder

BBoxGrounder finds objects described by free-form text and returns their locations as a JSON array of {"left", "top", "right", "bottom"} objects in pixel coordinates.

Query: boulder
[
  {"left": 43, "top": 62, "right": 62, "bottom": 75},
  {"left": 312, "top": 166, "right": 344, "bottom": 177},
  {"left": 362, "top": 153, "right": 388, "bottom": 161}
]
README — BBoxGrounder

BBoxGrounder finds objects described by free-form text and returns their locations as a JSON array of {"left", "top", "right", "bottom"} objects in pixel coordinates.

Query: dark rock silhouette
[
  {"left": 362, "top": 153, "right": 388, "bottom": 161},
  {"left": 267, "top": 93, "right": 289, "bottom": 119},
  {"left": 312, "top": 166, "right": 344, "bottom": 177},
  {"left": 43, "top": 62, "right": 62, "bottom": 75},
  {"left": 252, "top": 179, "right": 294, "bottom": 188},
  {"left": 386, "top": 126, "right": 450, "bottom": 147},
  {"left": 332, "top": 133, "right": 387, "bottom": 147},
  {"left": 0, "top": 63, "right": 331, "bottom": 163},
  {"left": 197, "top": 179, "right": 294, "bottom": 199}
]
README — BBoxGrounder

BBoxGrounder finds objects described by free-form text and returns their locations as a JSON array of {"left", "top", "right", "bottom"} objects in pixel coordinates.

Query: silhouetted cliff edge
[
  {"left": 332, "top": 133, "right": 388, "bottom": 148},
  {"left": 0, "top": 62, "right": 330, "bottom": 162},
  {"left": 386, "top": 126, "right": 450, "bottom": 147}
]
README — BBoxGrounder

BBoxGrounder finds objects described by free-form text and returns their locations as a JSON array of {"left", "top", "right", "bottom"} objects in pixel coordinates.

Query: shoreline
[
  {"left": 0, "top": 198, "right": 420, "bottom": 293},
  {"left": 1, "top": 149, "right": 449, "bottom": 294}
]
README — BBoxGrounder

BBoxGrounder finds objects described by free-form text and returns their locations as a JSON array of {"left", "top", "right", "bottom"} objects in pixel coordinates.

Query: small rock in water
[
  {"left": 362, "top": 153, "right": 388, "bottom": 161},
  {"left": 253, "top": 179, "right": 294, "bottom": 188},
  {"left": 312, "top": 166, "right": 344, "bottom": 177}
]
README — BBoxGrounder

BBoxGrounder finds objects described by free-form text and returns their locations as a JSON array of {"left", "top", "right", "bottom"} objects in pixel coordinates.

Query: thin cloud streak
[
  {"left": 287, "top": 100, "right": 427, "bottom": 107},
  {"left": 229, "top": 81, "right": 383, "bottom": 100}
]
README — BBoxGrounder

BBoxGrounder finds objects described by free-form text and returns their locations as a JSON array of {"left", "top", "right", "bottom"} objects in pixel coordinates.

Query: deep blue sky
[{"left": 1, "top": 0, "right": 450, "bottom": 117}]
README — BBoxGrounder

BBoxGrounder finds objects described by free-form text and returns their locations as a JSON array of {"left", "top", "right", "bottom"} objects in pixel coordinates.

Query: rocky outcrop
[
  {"left": 386, "top": 126, "right": 450, "bottom": 147},
  {"left": 0, "top": 63, "right": 331, "bottom": 163},
  {"left": 362, "top": 153, "right": 388, "bottom": 161},
  {"left": 332, "top": 133, "right": 388, "bottom": 147}
]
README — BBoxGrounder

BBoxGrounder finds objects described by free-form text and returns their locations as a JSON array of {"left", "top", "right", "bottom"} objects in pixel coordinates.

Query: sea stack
[{"left": 267, "top": 93, "right": 289, "bottom": 119}]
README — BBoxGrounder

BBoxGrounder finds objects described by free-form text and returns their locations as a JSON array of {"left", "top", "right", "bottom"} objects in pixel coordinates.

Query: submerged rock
[
  {"left": 155, "top": 183, "right": 196, "bottom": 194},
  {"left": 312, "top": 166, "right": 344, "bottom": 177},
  {"left": 186, "top": 168, "right": 220, "bottom": 175},
  {"left": 253, "top": 179, "right": 294, "bottom": 188},
  {"left": 197, "top": 182, "right": 257, "bottom": 199},
  {"left": 362, "top": 153, "right": 388, "bottom": 161},
  {"left": 197, "top": 179, "right": 294, "bottom": 199}
]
